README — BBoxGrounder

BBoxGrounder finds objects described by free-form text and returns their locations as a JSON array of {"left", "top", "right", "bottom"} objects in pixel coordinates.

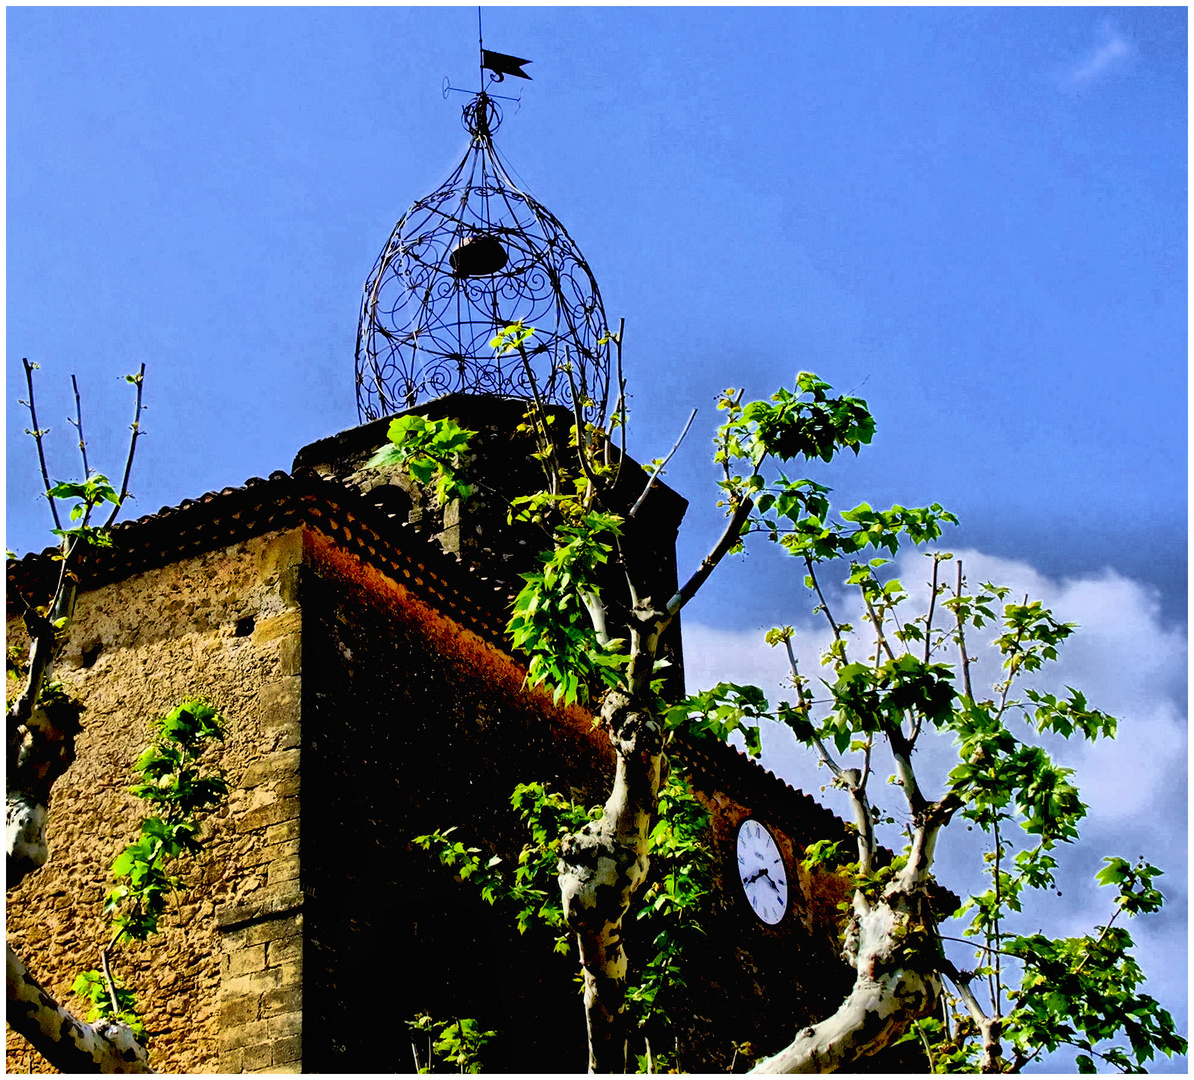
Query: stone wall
[
  {"left": 215, "top": 890, "right": 303, "bottom": 1073},
  {"left": 6, "top": 530, "right": 303, "bottom": 1074}
]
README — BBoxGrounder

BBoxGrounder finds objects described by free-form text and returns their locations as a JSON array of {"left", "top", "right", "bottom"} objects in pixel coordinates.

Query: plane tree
[
  {"left": 7, "top": 364, "right": 229, "bottom": 1074},
  {"left": 379, "top": 328, "right": 1186, "bottom": 1073}
]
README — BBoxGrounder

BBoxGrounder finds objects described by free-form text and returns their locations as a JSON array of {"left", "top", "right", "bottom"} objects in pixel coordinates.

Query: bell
[{"left": 449, "top": 234, "right": 508, "bottom": 277}]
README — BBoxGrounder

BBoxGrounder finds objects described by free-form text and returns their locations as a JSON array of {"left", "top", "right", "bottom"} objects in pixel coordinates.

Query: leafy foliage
[
  {"left": 367, "top": 413, "right": 476, "bottom": 507},
  {"left": 661, "top": 682, "right": 768, "bottom": 758},
  {"left": 73, "top": 700, "right": 228, "bottom": 1044},
  {"left": 507, "top": 512, "right": 628, "bottom": 706},
  {"left": 407, "top": 1013, "right": 496, "bottom": 1073},
  {"left": 46, "top": 473, "right": 122, "bottom": 548},
  {"left": 69, "top": 970, "right": 145, "bottom": 1041},
  {"left": 372, "top": 355, "right": 1184, "bottom": 1072},
  {"left": 415, "top": 767, "right": 713, "bottom": 1065}
]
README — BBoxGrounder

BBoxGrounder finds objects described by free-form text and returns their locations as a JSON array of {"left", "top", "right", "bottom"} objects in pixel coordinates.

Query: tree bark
[
  {"left": 7, "top": 697, "right": 82, "bottom": 891},
  {"left": 751, "top": 893, "right": 941, "bottom": 1073},
  {"left": 751, "top": 815, "right": 948, "bottom": 1075},
  {"left": 559, "top": 687, "right": 665, "bottom": 1073},
  {"left": 7, "top": 945, "right": 148, "bottom": 1073}
]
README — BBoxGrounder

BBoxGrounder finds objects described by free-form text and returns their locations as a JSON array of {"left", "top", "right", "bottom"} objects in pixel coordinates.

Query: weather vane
[{"left": 443, "top": 8, "right": 531, "bottom": 103}]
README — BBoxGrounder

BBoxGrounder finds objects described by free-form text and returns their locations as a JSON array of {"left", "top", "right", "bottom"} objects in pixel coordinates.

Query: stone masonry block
[
  {"left": 272, "top": 1034, "right": 302, "bottom": 1065},
  {"left": 220, "top": 1018, "right": 270, "bottom": 1052},
  {"left": 259, "top": 678, "right": 300, "bottom": 729},
  {"left": 277, "top": 960, "right": 303, "bottom": 983},
  {"left": 269, "top": 723, "right": 301, "bottom": 752},
  {"left": 265, "top": 819, "right": 300, "bottom": 845},
  {"left": 279, "top": 633, "right": 302, "bottom": 676},
  {"left": 243, "top": 913, "right": 303, "bottom": 948},
  {"left": 223, "top": 968, "right": 283, "bottom": 997},
  {"left": 220, "top": 1047, "right": 244, "bottom": 1073},
  {"left": 228, "top": 944, "right": 267, "bottom": 978},
  {"left": 237, "top": 797, "right": 300, "bottom": 834},
  {"left": 266, "top": 934, "right": 302, "bottom": 967},
  {"left": 219, "top": 993, "right": 259, "bottom": 1029},
  {"left": 251, "top": 610, "right": 300, "bottom": 646},
  {"left": 268, "top": 854, "right": 301, "bottom": 886},
  {"left": 239, "top": 841, "right": 285, "bottom": 870},
  {"left": 261, "top": 985, "right": 302, "bottom": 1018},
  {"left": 241, "top": 750, "right": 300, "bottom": 790},
  {"left": 220, "top": 925, "right": 250, "bottom": 952},
  {"left": 268, "top": 1011, "right": 303, "bottom": 1039},
  {"left": 242, "top": 1043, "right": 273, "bottom": 1072}
]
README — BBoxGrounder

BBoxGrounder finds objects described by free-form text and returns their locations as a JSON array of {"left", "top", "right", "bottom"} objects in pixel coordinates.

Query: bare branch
[
  {"left": 944, "top": 965, "right": 1003, "bottom": 1073},
  {"left": 804, "top": 557, "right": 844, "bottom": 643},
  {"left": 22, "top": 359, "right": 62, "bottom": 532},
  {"left": 863, "top": 590, "right": 898, "bottom": 664},
  {"left": 103, "top": 364, "right": 146, "bottom": 528},
  {"left": 513, "top": 345, "right": 562, "bottom": 496},
  {"left": 955, "top": 559, "right": 973, "bottom": 701},
  {"left": 781, "top": 637, "right": 844, "bottom": 778},
  {"left": 100, "top": 929, "right": 127, "bottom": 1017},
  {"left": 627, "top": 408, "right": 696, "bottom": 520},
  {"left": 924, "top": 554, "right": 940, "bottom": 665},
  {"left": 612, "top": 318, "right": 627, "bottom": 487},
  {"left": 564, "top": 363, "right": 606, "bottom": 504},
  {"left": 69, "top": 374, "right": 92, "bottom": 479},
  {"left": 665, "top": 494, "right": 753, "bottom": 619}
]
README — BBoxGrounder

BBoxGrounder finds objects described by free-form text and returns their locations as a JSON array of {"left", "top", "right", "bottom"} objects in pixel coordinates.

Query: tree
[
  {"left": 7, "top": 364, "right": 229, "bottom": 1074},
  {"left": 377, "top": 328, "right": 1185, "bottom": 1073}
]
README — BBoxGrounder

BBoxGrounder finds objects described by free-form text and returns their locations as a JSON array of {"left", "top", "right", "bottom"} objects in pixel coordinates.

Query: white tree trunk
[
  {"left": 749, "top": 900, "right": 941, "bottom": 1073},
  {"left": 7, "top": 945, "right": 149, "bottom": 1074},
  {"left": 751, "top": 817, "right": 949, "bottom": 1074},
  {"left": 559, "top": 687, "right": 665, "bottom": 1073}
]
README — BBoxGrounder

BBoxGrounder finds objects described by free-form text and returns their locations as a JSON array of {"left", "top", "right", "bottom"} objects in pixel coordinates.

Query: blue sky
[{"left": 7, "top": 7, "right": 1186, "bottom": 1070}]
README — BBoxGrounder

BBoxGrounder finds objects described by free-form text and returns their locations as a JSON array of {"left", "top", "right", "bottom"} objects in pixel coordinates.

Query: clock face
[{"left": 736, "top": 819, "right": 788, "bottom": 925}]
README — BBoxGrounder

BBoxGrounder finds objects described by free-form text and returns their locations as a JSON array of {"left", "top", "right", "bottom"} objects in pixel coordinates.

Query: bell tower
[
  {"left": 353, "top": 73, "right": 611, "bottom": 425},
  {"left": 298, "top": 46, "right": 688, "bottom": 690}
]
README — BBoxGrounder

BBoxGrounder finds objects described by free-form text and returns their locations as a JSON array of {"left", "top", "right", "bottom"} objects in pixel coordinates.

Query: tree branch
[
  {"left": 955, "top": 560, "right": 973, "bottom": 702},
  {"left": 103, "top": 365, "right": 146, "bottom": 529},
  {"left": 565, "top": 363, "right": 607, "bottom": 506},
  {"left": 6, "top": 944, "right": 148, "bottom": 1073},
  {"left": 804, "top": 557, "right": 844, "bottom": 642},
  {"left": 22, "top": 359, "right": 62, "bottom": 532},
  {"left": 665, "top": 495, "right": 754, "bottom": 619},
  {"left": 627, "top": 408, "right": 696, "bottom": 520}
]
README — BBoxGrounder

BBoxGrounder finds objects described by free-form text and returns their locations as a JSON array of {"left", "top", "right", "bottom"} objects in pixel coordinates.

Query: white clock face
[{"left": 736, "top": 819, "right": 788, "bottom": 925}]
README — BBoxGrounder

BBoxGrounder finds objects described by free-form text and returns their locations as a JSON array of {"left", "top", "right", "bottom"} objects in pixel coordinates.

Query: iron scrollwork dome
[{"left": 355, "top": 91, "right": 611, "bottom": 424}]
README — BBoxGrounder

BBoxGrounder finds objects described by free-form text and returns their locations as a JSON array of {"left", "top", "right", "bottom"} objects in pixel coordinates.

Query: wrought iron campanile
[{"left": 354, "top": 86, "right": 611, "bottom": 424}]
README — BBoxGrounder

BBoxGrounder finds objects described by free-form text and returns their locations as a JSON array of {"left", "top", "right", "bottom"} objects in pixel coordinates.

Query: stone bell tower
[{"left": 312, "top": 78, "right": 689, "bottom": 689}]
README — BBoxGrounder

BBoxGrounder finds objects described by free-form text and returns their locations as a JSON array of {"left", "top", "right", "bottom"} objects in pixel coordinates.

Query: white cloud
[
  {"left": 685, "top": 549, "right": 1187, "bottom": 823},
  {"left": 1067, "top": 24, "right": 1133, "bottom": 85}
]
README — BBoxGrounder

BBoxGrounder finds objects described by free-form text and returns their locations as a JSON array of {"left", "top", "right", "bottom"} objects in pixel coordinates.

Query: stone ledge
[{"left": 217, "top": 888, "right": 303, "bottom": 932}]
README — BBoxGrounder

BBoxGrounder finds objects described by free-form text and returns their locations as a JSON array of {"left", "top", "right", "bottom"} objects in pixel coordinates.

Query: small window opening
[
  {"left": 81, "top": 642, "right": 103, "bottom": 669},
  {"left": 234, "top": 615, "right": 256, "bottom": 637}
]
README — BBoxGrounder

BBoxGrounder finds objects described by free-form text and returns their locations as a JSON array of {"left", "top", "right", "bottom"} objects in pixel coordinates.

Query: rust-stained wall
[
  {"left": 6, "top": 530, "right": 304, "bottom": 1074},
  {"left": 300, "top": 528, "right": 613, "bottom": 1073}
]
